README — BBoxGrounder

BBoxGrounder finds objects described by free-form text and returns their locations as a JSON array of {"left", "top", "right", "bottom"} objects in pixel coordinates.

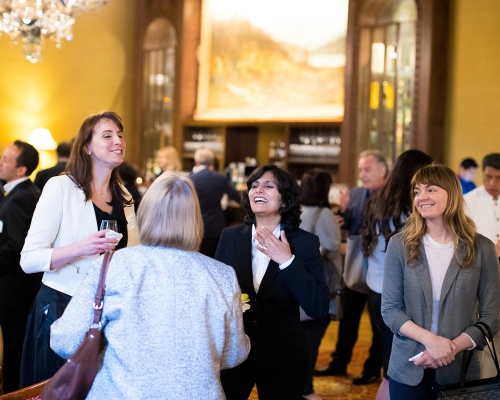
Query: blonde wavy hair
[{"left": 402, "top": 164, "right": 477, "bottom": 268}]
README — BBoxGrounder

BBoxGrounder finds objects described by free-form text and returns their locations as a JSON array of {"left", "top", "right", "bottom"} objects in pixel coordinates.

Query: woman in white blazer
[
  {"left": 382, "top": 164, "right": 500, "bottom": 400},
  {"left": 19, "top": 111, "right": 140, "bottom": 387}
]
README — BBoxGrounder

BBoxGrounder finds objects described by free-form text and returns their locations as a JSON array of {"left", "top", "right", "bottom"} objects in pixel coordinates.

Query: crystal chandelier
[{"left": 0, "top": 0, "right": 106, "bottom": 63}]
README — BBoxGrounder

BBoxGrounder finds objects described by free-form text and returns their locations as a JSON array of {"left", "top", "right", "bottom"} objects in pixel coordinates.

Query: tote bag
[
  {"left": 437, "top": 322, "right": 500, "bottom": 399},
  {"left": 343, "top": 235, "right": 369, "bottom": 295}
]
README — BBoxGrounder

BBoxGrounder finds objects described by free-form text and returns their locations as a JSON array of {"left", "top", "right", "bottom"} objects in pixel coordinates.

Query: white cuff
[
  {"left": 462, "top": 332, "right": 477, "bottom": 350},
  {"left": 279, "top": 255, "right": 295, "bottom": 270}
]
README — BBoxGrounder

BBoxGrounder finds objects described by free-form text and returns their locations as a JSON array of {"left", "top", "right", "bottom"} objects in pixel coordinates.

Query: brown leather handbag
[{"left": 42, "top": 250, "right": 114, "bottom": 400}]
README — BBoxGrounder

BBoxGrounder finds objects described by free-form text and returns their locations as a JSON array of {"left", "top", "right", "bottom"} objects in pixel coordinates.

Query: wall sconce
[{"left": 28, "top": 128, "right": 57, "bottom": 150}]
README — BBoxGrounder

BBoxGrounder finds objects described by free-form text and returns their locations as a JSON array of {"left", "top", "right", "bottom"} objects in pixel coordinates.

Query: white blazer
[{"left": 21, "top": 175, "right": 140, "bottom": 296}]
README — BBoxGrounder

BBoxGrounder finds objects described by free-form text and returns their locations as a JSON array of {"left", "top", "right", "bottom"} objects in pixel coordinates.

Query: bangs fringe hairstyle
[
  {"left": 241, "top": 164, "right": 302, "bottom": 230},
  {"left": 137, "top": 172, "right": 204, "bottom": 251},
  {"left": 402, "top": 164, "right": 477, "bottom": 268},
  {"left": 65, "top": 111, "right": 132, "bottom": 207}
]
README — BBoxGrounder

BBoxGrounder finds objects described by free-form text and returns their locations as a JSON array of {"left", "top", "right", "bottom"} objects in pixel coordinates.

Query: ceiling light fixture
[{"left": 0, "top": 0, "right": 106, "bottom": 63}]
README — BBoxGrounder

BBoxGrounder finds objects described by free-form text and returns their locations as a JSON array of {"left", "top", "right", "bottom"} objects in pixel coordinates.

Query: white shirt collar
[
  {"left": 192, "top": 165, "right": 208, "bottom": 174},
  {"left": 4, "top": 177, "right": 29, "bottom": 194}
]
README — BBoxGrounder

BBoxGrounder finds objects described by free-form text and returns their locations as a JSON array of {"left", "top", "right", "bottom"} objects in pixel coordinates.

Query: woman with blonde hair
[
  {"left": 382, "top": 164, "right": 500, "bottom": 399},
  {"left": 157, "top": 146, "right": 182, "bottom": 173},
  {"left": 50, "top": 172, "right": 250, "bottom": 399}
]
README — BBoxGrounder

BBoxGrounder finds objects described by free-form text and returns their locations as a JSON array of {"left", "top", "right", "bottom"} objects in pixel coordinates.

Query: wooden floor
[{"left": 250, "top": 309, "right": 380, "bottom": 399}]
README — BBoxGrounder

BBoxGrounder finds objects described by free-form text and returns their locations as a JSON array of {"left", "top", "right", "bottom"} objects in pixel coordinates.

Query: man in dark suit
[
  {"left": 34, "top": 141, "right": 71, "bottom": 191},
  {"left": 189, "top": 148, "right": 241, "bottom": 257},
  {"left": 315, "top": 149, "right": 388, "bottom": 385},
  {"left": 0, "top": 140, "right": 43, "bottom": 393}
]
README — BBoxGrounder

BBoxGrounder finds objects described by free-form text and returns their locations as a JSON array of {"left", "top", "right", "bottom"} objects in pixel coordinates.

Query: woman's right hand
[
  {"left": 77, "top": 230, "right": 119, "bottom": 257},
  {"left": 420, "top": 334, "right": 457, "bottom": 367},
  {"left": 414, "top": 351, "right": 439, "bottom": 369}
]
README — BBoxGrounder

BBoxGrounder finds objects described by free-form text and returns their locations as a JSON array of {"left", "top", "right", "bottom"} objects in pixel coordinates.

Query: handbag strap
[
  {"left": 310, "top": 208, "right": 323, "bottom": 235},
  {"left": 459, "top": 321, "right": 500, "bottom": 388},
  {"left": 92, "top": 250, "right": 114, "bottom": 327},
  {"left": 474, "top": 322, "right": 500, "bottom": 377}
]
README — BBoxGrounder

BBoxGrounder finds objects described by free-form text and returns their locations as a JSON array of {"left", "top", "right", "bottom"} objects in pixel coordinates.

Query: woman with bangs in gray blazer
[{"left": 382, "top": 164, "right": 500, "bottom": 400}]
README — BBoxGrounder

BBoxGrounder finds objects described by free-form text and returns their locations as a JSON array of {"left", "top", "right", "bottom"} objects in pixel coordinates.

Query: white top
[
  {"left": 251, "top": 224, "right": 293, "bottom": 293},
  {"left": 51, "top": 246, "right": 250, "bottom": 400},
  {"left": 367, "top": 217, "right": 403, "bottom": 294},
  {"left": 464, "top": 185, "right": 500, "bottom": 245},
  {"left": 423, "top": 233, "right": 454, "bottom": 334},
  {"left": 21, "top": 175, "right": 140, "bottom": 296}
]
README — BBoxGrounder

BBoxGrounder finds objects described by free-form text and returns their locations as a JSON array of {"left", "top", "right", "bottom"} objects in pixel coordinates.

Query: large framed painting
[{"left": 195, "top": 0, "right": 348, "bottom": 122}]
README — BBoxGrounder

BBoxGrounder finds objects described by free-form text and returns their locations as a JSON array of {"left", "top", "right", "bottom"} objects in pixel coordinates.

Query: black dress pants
[
  {"left": 367, "top": 289, "right": 394, "bottom": 378},
  {"left": 331, "top": 287, "right": 382, "bottom": 376},
  {"left": 302, "top": 316, "right": 331, "bottom": 395}
]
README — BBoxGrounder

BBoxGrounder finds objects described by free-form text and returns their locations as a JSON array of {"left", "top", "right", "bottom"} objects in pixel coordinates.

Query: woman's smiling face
[
  {"left": 413, "top": 183, "right": 449, "bottom": 222},
  {"left": 249, "top": 171, "right": 283, "bottom": 219},
  {"left": 87, "top": 118, "right": 126, "bottom": 169}
]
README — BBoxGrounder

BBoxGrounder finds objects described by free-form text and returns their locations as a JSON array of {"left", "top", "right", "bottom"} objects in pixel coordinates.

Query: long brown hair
[
  {"left": 65, "top": 111, "right": 132, "bottom": 206},
  {"left": 361, "top": 150, "right": 433, "bottom": 257},
  {"left": 402, "top": 164, "right": 477, "bottom": 268}
]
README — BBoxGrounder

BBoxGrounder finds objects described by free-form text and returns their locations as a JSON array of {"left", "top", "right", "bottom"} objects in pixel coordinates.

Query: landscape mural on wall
[{"left": 195, "top": 0, "right": 348, "bottom": 121}]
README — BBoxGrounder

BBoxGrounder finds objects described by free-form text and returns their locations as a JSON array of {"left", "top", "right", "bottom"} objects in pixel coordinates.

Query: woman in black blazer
[{"left": 215, "top": 165, "right": 330, "bottom": 400}]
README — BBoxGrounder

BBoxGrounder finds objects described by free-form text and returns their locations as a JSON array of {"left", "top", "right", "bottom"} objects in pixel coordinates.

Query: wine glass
[{"left": 100, "top": 220, "right": 118, "bottom": 232}]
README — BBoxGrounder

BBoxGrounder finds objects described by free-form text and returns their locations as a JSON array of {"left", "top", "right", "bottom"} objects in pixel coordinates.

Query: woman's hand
[
  {"left": 421, "top": 334, "right": 457, "bottom": 367},
  {"left": 77, "top": 230, "right": 119, "bottom": 256},
  {"left": 414, "top": 351, "right": 439, "bottom": 369},
  {"left": 254, "top": 227, "right": 293, "bottom": 265},
  {"left": 50, "top": 231, "right": 119, "bottom": 270}
]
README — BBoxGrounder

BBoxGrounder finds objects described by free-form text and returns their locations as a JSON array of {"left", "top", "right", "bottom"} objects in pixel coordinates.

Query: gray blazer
[{"left": 382, "top": 232, "right": 500, "bottom": 386}]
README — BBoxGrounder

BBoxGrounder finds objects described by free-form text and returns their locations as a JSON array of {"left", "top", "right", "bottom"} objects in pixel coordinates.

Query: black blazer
[
  {"left": 34, "top": 161, "right": 67, "bottom": 191},
  {"left": 0, "top": 180, "right": 43, "bottom": 318},
  {"left": 215, "top": 224, "right": 329, "bottom": 368},
  {"left": 189, "top": 168, "right": 241, "bottom": 238}
]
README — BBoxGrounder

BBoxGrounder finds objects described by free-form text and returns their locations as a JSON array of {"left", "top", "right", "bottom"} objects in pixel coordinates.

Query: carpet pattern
[{"left": 250, "top": 310, "right": 380, "bottom": 399}]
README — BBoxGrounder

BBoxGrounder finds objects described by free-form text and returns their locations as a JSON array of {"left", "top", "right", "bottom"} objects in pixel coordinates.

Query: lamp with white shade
[{"left": 28, "top": 127, "right": 58, "bottom": 170}]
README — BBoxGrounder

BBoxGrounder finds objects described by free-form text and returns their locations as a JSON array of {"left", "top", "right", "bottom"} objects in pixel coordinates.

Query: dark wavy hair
[
  {"left": 241, "top": 165, "right": 302, "bottom": 230},
  {"left": 361, "top": 149, "right": 433, "bottom": 257},
  {"left": 301, "top": 168, "right": 332, "bottom": 208},
  {"left": 65, "top": 111, "right": 131, "bottom": 207}
]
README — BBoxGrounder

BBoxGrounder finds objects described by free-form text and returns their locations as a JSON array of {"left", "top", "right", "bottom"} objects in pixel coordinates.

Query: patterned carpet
[{"left": 250, "top": 309, "right": 380, "bottom": 399}]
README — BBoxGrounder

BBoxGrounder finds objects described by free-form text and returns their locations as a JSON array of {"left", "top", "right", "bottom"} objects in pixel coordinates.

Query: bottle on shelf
[{"left": 269, "top": 140, "right": 276, "bottom": 159}]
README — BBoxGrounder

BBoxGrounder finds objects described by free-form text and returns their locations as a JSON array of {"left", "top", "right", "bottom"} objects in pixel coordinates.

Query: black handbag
[
  {"left": 42, "top": 250, "right": 114, "bottom": 400},
  {"left": 437, "top": 322, "right": 500, "bottom": 399}
]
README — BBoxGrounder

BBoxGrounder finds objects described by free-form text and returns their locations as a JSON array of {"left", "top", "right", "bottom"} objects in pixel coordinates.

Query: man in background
[
  {"left": 457, "top": 157, "right": 478, "bottom": 194},
  {"left": 0, "top": 141, "right": 43, "bottom": 393},
  {"left": 315, "top": 149, "right": 388, "bottom": 385},
  {"left": 189, "top": 148, "right": 241, "bottom": 258},
  {"left": 464, "top": 152, "right": 500, "bottom": 378},
  {"left": 34, "top": 141, "right": 72, "bottom": 191}
]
